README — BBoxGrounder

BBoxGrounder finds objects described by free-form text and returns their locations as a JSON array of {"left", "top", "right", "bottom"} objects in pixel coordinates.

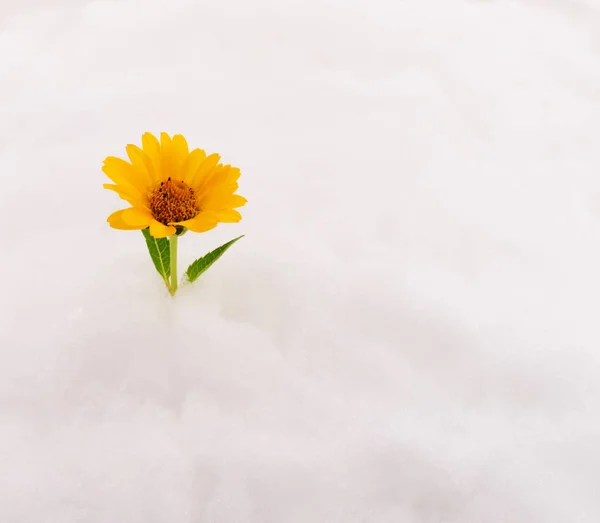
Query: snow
[{"left": 1, "top": 0, "right": 600, "bottom": 520}]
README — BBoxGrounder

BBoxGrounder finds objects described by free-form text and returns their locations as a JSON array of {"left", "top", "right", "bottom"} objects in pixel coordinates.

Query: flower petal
[
  {"left": 149, "top": 220, "right": 176, "bottom": 238},
  {"left": 102, "top": 157, "right": 146, "bottom": 195},
  {"left": 227, "top": 194, "right": 247, "bottom": 208},
  {"left": 176, "top": 211, "right": 218, "bottom": 233},
  {"left": 190, "top": 153, "right": 221, "bottom": 188},
  {"left": 226, "top": 167, "right": 241, "bottom": 183},
  {"left": 172, "top": 134, "right": 189, "bottom": 162},
  {"left": 200, "top": 190, "right": 246, "bottom": 212},
  {"left": 141, "top": 132, "right": 162, "bottom": 182},
  {"left": 103, "top": 184, "right": 143, "bottom": 207},
  {"left": 182, "top": 149, "right": 206, "bottom": 185},
  {"left": 193, "top": 165, "right": 234, "bottom": 201},
  {"left": 160, "top": 132, "right": 178, "bottom": 180},
  {"left": 215, "top": 209, "right": 242, "bottom": 223},
  {"left": 122, "top": 207, "right": 154, "bottom": 227},
  {"left": 166, "top": 134, "right": 190, "bottom": 180},
  {"left": 107, "top": 209, "right": 145, "bottom": 230},
  {"left": 126, "top": 144, "right": 157, "bottom": 186}
]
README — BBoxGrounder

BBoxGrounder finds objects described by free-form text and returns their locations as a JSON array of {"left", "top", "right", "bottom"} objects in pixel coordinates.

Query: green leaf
[
  {"left": 141, "top": 228, "right": 171, "bottom": 286},
  {"left": 185, "top": 235, "right": 244, "bottom": 283}
]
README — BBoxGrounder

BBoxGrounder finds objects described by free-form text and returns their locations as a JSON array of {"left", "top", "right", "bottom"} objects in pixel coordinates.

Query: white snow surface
[{"left": 2, "top": 0, "right": 600, "bottom": 521}]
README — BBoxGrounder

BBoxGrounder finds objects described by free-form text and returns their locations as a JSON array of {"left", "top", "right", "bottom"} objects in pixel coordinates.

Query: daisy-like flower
[{"left": 103, "top": 132, "right": 246, "bottom": 238}]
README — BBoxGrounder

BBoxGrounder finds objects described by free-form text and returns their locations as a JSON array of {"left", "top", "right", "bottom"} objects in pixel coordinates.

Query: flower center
[{"left": 149, "top": 178, "right": 199, "bottom": 225}]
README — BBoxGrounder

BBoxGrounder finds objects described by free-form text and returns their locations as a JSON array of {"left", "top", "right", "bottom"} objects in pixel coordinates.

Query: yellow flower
[{"left": 103, "top": 132, "right": 246, "bottom": 238}]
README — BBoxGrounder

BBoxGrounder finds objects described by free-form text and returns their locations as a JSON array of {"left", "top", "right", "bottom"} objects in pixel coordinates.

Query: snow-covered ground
[{"left": 1, "top": 0, "right": 600, "bottom": 521}]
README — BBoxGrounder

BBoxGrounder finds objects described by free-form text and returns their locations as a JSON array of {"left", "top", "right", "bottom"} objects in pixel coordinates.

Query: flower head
[{"left": 103, "top": 132, "right": 246, "bottom": 238}]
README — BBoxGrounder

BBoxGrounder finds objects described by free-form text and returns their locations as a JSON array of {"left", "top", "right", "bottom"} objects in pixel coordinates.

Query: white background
[{"left": 1, "top": 0, "right": 600, "bottom": 521}]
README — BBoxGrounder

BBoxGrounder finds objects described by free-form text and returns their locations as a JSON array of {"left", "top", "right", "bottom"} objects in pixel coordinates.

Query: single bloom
[{"left": 103, "top": 132, "right": 246, "bottom": 238}]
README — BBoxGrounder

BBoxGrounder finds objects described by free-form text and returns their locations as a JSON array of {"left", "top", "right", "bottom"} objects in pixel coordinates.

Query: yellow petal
[
  {"left": 199, "top": 189, "right": 245, "bottom": 211},
  {"left": 190, "top": 153, "right": 221, "bottom": 188},
  {"left": 181, "top": 149, "right": 207, "bottom": 185},
  {"left": 202, "top": 180, "right": 239, "bottom": 198},
  {"left": 177, "top": 212, "right": 218, "bottom": 233},
  {"left": 102, "top": 183, "right": 144, "bottom": 207},
  {"left": 159, "top": 132, "right": 178, "bottom": 180},
  {"left": 227, "top": 194, "right": 247, "bottom": 208},
  {"left": 194, "top": 166, "right": 233, "bottom": 201},
  {"left": 215, "top": 209, "right": 242, "bottom": 223},
  {"left": 172, "top": 134, "right": 189, "bottom": 164},
  {"left": 160, "top": 132, "right": 172, "bottom": 147},
  {"left": 102, "top": 157, "right": 146, "bottom": 195},
  {"left": 226, "top": 167, "right": 241, "bottom": 183},
  {"left": 107, "top": 209, "right": 145, "bottom": 230},
  {"left": 222, "top": 182, "right": 239, "bottom": 194},
  {"left": 141, "top": 132, "right": 162, "bottom": 182},
  {"left": 167, "top": 134, "right": 191, "bottom": 180},
  {"left": 122, "top": 207, "right": 154, "bottom": 227},
  {"left": 149, "top": 220, "right": 176, "bottom": 238},
  {"left": 126, "top": 144, "right": 156, "bottom": 186},
  {"left": 205, "top": 164, "right": 230, "bottom": 186}
]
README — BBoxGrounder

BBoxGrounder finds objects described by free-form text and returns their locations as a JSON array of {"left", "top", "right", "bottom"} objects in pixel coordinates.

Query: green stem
[{"left": 169, "top": 234, "right": 178, "bottom": 295}]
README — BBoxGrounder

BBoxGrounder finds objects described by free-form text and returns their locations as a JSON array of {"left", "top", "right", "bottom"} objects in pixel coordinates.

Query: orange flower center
[{"left": 149, "top": 178, "right": 199, "bottom": 225}]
